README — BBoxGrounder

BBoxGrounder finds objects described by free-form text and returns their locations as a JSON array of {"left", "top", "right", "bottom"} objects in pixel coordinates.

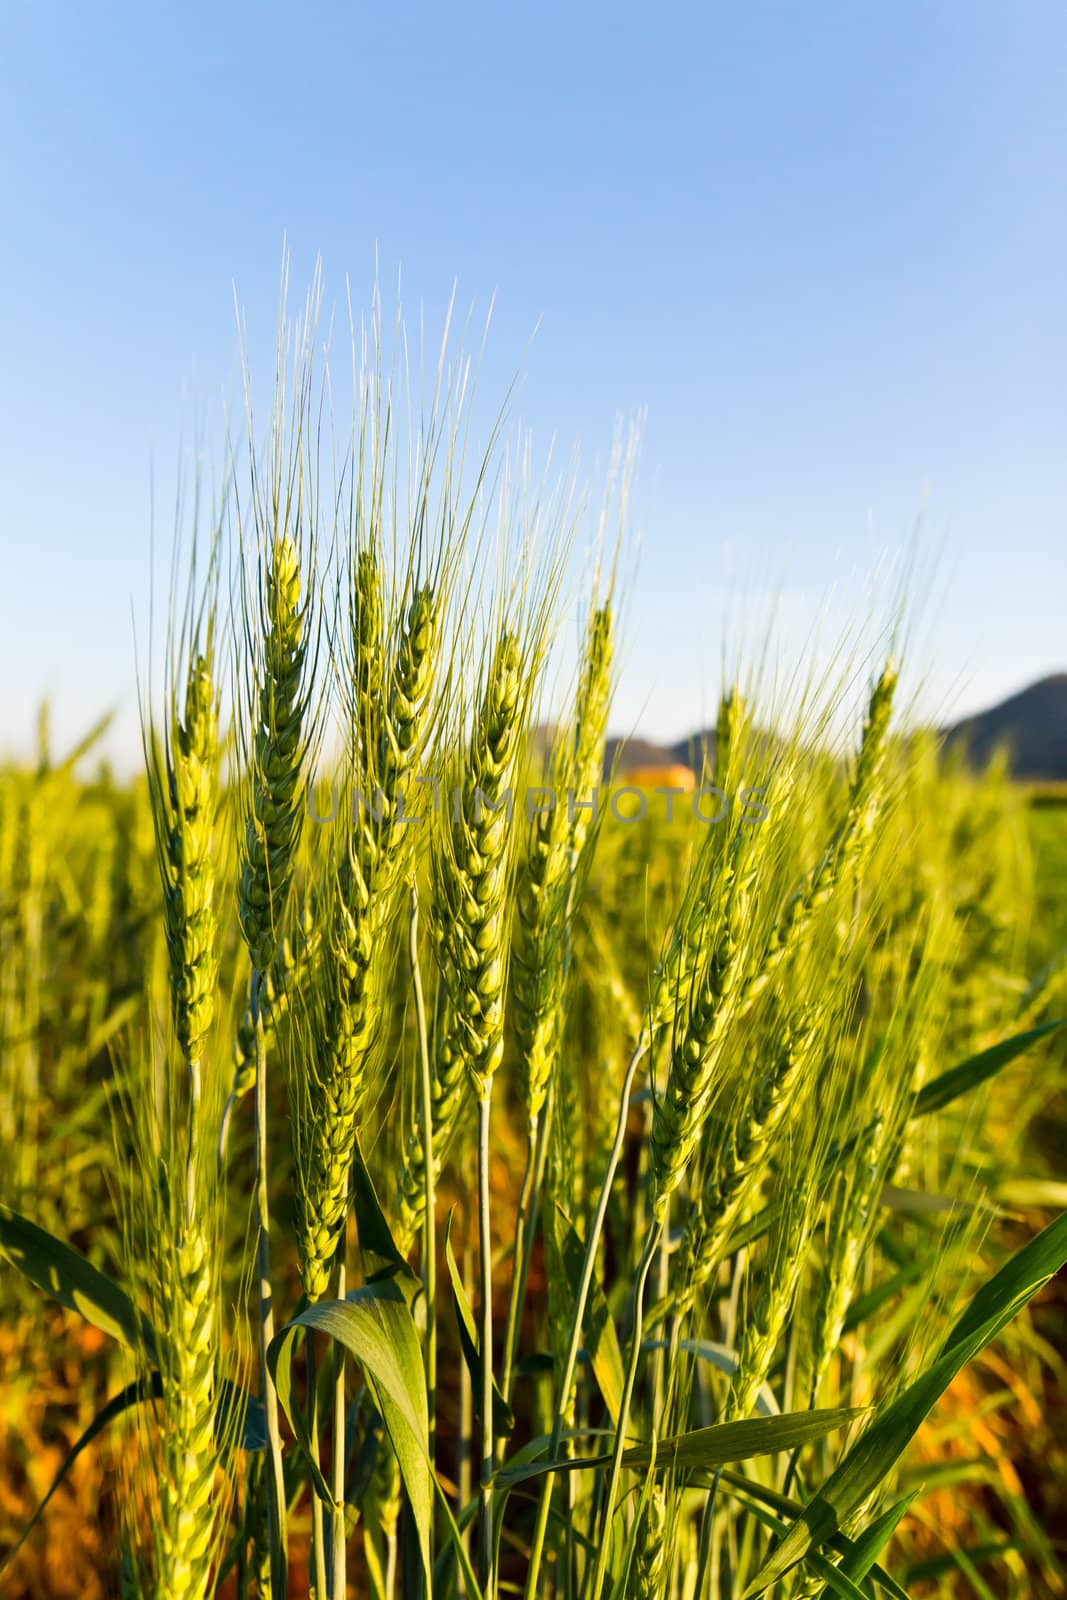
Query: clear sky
[{"left": 2, "top": 2, "right": 1065, "bottom": 766}]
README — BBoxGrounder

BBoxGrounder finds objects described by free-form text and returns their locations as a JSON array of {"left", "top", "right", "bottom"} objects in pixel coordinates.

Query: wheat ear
[
  {"left": 237, "top": 532, "right": 310, "bottom": 973},
  {"left": 220, "top": 907, "right": 317, "bottom": 1162},
  {"left": 429, "top": 626, "right": 529, "bottom": 1586},
  {"left": 294, "top": 575, "right": 438, "bottom": 1300},
  {"left": 144, "top": 648, "right": 223, "bottom": 1600},
  {"left": 236, "top": 528, "right": 313, "bottom": 1595},
  {"left": 646, "top": 684, "right": 749, "bottom": 1035},
  {"left": 739, "top": 659, "right": 897, "bottom": 1016},
  {"left": 677, "top": 1006, "right": 816, "bottom": 1308},
  {"left": 633, "top": 1486, "right": 668, "bottom": 1600},
  {"left": 648, "top": 829, "right": 760, "bottom": 1220},
  {"left": 513, "top": 601, "right": 613, "bottom": 1126},
  {"left": 155, "top": 1213, "right": 221, "bottom": 1599},
  {"left": 726, "top": 1113, "right": 827, "bottom": 1420},
  {"left": 155, "top": 651, "right": 219, "bottom": 1084}
]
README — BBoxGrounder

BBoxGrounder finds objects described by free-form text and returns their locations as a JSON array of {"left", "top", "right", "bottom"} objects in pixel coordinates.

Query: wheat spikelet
[
  {"left": 633, "top": 1487, "right": 668, "bottom": 1600},
  {"left": 233, "top": 465, "right": 317, "bottom": 1594},
  {"left": 228, "top": 909, "right": 316, "bottom": 1103},
  {"left": 151, "top": 652, "right": 219, "bottom": 1076},
  {"left": 647, "top": 685, "right": 749, "bottom": 1035},
  {"left": 362, "top": 1424, "right": 402, "bottom": 1598},
  {"left": 569, "top": 601, "right": 614, "bottom": 861},
  {"left": 349, "top": 547, "right": 385, "bottom": 711},
  {"left": 135, "top": 638, "right": 226, "bottom": 1596},
  {"left": 394, "top": 995, "right": 470, "bottom": 1253},
  {"left": 156, "top": 1215, "right": 219, "bottom": 1600},
  {"left": 430, "top": 629, "right": 524, "bottom": 1096},
  {"left": 715, "top": 684, "right": 746, "bottom": 788},
  {"left": 396, "top": 609, "right": 544, "bottom": 1380},
  {"left": 237, "top": 532, "right": 311, "bottom": 976},
  {"left": 726, "top": 1161, "right": 819, "bottom": 1422},
  {"left": 811, "top": 1110, "right": 888, "bottom": 1397},
  {"left": 665, "top": 669, "right": 896, "bottom": 1310},
  {"left": 514, "top": 602, "right": 614, "bottom": 1126},
  {"left": 808, "top": 947, "right": 934, "bottom": 1395},
  {"left": 512, "top": 799, "right": 570, "bottom": 1123},
  {"left": 117, "top": 1028, "right": 227, "bottom": 1600}
]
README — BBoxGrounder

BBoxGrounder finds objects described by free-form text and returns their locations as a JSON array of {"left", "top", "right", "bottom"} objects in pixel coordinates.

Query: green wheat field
[{"left": 1, "top": 293, "right": 1066, "bottom": 1600}]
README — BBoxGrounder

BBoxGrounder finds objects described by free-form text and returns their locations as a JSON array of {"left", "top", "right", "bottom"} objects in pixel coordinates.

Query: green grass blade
[
  {"left": 551, "top": 1200, "right": 626, "bottom": 1425},
  {"left": 817, "top": 1494, "right": 917, "bottom": 1598},
  {"left": 714, "top": 1471, "right": 911, "bottom": 1600},
  {"left": 495, "top": 1407, "right": 861, "bottom": 1486},
  {"left": 912, "top": 1019, "right": 1066, "bottom": 1118},
  {"left": 444, "top": 1208, "right": 514, "bottom": 1436},
  {"left": 745, "top": 1210, "right": 1067, "bottom": 1596},
  {"left": 807, "top": 1551, "right": 876, "bottom": 1600},
  {"left": 621, "top": 1408, "right": 864, "bottom": 1472}
]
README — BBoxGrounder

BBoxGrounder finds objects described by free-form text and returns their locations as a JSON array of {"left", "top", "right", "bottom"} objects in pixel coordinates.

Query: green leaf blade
[
  {"left": 444, "top": 1209, "right": 514, "bottom": 1437},
  {"left": 913, "top": 1018, "right": 1066, "bottom": 1118},
  {"left": 0, "top": 1204, "right": 159, "bottom": 1363},
  {"left": 268, "top": 1280, "right": 432, "bottom": 1584},
  {"left": 746, "top": 1210, "right": 1067, "bottom": 1596}
]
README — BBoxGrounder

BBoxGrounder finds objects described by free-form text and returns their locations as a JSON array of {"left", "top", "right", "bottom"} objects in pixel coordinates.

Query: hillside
[{"left": 942, "top": 674, "right": 1067, "bottom": 781}]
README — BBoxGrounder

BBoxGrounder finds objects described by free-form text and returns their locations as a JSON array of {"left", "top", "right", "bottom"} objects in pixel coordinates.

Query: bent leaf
[
  {"left": 805, "top": 1554, "right": 871, "bottom": 1600},
  {"left": 717, "top": 1471, "right": 911, "bottom": 1600},
  {"left": 351, "top": 1131, "right": 418, "bottom": 1288},
  {"left": 621, "top": 1408, "right": 863, "bottom": 1473},
  {"left": 0, "top": 1204, "right": 160, "bottom": 1363},
  {"left": 268, "top": 1282, "right": 432, "bottom": 1584},
  {"left": 816, "top": 1493, "right": 916, "bottom": 1599}
]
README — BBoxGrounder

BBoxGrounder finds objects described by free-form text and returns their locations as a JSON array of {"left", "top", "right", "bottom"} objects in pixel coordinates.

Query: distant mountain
[
  {"left": 941, "top": 674, "right": 1067, "bottom": 781},
  {"left": 599, "top": 673, "right": 1067, "bottom": 783},
  {"left": 604, "top": 734, "right": 696, "bottom": 773},
  {"left": 604, "top": 732, "right": 709, "bottom": 777},
  {"left": 603, "top": 726, "right": 784, "bottom": 781}
]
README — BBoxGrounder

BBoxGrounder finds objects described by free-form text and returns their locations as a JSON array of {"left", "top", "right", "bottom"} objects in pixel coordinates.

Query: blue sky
[{"left": 2, "top": 2, "right": 1065, "bottom": 765}]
